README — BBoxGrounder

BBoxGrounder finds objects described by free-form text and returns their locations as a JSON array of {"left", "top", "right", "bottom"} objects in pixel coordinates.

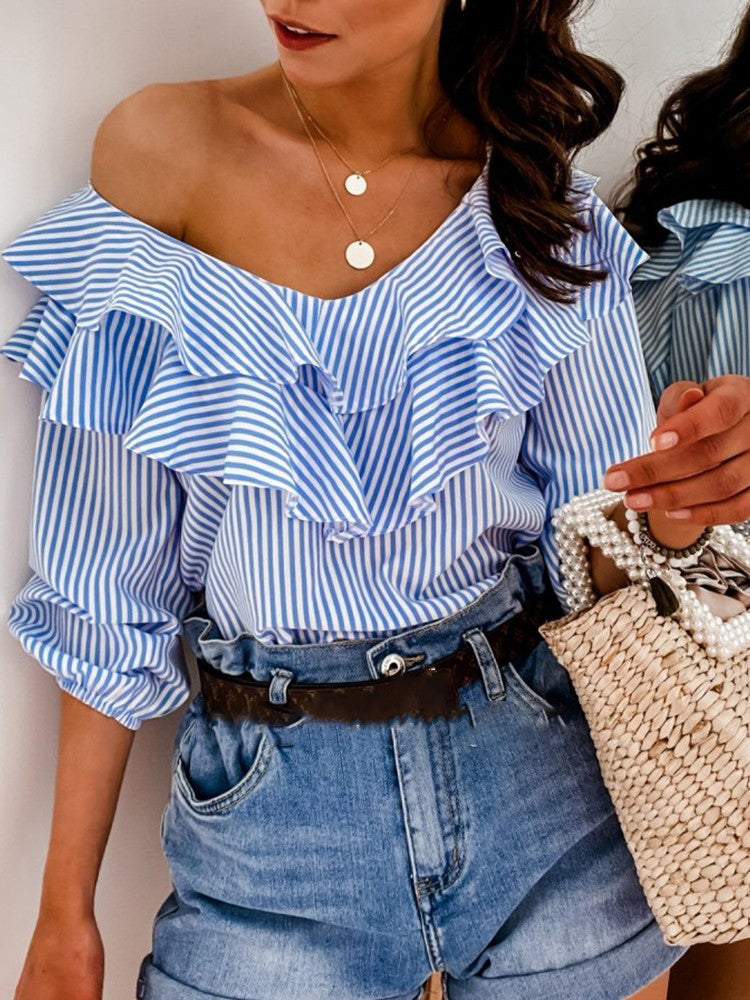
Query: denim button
[{"left": 379, "top": 653, "right": 406, "bottom": 676}]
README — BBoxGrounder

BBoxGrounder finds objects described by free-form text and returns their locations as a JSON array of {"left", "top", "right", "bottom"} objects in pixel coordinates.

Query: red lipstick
[{"left": 272, "top": 17, "right": 337, "bottom": 50}]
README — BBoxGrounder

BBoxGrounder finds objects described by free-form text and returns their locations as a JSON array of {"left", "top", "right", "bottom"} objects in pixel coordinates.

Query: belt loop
[
  {"left": 268, "top": 668, "right": 294, "bottom": 706},
  {"left": 463, "top": 628, "right": 506, "bottom": 703}
]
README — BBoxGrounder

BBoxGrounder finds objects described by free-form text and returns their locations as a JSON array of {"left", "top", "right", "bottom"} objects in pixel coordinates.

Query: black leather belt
[{"left": 196, "top": 587, "right": 560, "bottom": 726}]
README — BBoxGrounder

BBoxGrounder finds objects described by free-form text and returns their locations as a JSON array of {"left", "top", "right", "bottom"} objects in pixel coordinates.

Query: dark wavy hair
[
  {"left": 423, "top": 0, "right": 624, "bottom": 302},
  {"left": 617, "top": 6, "right": 750, "bottom": 247}
]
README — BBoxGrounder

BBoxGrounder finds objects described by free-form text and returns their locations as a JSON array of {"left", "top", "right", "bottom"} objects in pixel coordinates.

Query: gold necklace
[
  {"left": 281, "top": 72, "right": 421, "bottom": 270},
  {"left": 282, "top": 70, "right": 417, "bottom": 197}
]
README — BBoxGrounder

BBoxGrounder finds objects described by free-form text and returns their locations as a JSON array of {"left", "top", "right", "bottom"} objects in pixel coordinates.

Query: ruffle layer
[
  {"left": 1, "top": 168, "right": 647, "bottom": 541},
  {"left": 631, "top": 198, "right": 750, "bottom": 290},
  {"left": 631, "top": 198, "right": 750, "bottom": 399}
]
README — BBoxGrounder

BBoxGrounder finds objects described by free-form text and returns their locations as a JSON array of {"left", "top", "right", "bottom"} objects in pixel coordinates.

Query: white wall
[
  {"left": 580, "top": 0, "right": 742, "bottom": 198},
  {"left": 0, "top": 1, "right": 742, "bottom": 996}
]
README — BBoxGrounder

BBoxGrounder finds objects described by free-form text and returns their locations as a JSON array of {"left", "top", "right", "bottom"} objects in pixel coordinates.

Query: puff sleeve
[{"left": 1, "top": 292, "right": 196, "bottom": 730}]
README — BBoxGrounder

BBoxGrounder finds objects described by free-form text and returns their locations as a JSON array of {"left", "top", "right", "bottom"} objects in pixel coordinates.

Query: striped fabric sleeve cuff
[{"left": 6, "top": 576, "right": 192, "bottom": 730}]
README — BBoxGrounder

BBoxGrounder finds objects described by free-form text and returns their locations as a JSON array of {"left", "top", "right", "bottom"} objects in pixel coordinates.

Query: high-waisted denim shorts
[{"left": 136, "top": 544, "right": 688, "bottom": 1000}]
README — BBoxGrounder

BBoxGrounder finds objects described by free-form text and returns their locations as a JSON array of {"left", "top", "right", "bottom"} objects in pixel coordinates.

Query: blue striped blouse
[
  {"left": 0, "top": 157, "right": 656, "bottom": 729},
  {"left": 631, "top": 198, "right": 750, "bottom": 398},
  {"left": 631, "top": 198, "right": 750, "bottom": 538}
]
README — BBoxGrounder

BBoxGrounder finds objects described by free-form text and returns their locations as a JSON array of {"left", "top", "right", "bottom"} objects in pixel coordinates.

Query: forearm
[
  {"left": 589, "top": 500, "right": 706, "bottom": 598},
  {"left": 39, "top": 689, "right": 135, "bottom": 918}
]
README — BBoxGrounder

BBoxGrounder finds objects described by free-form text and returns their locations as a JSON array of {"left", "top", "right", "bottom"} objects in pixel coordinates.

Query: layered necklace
[{"left": 280, "top": 67, "right": 421, "bottom": 270}]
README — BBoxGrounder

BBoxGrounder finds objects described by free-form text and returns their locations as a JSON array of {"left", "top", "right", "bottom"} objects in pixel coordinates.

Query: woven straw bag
[{"left": 539, "top": 583, "right": 750, "bottom": 946}]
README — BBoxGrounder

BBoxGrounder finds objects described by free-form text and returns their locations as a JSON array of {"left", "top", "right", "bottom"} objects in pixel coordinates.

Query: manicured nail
[
  {"left": 626, "top": 492, "right": 653, "bottom": 510},
  {"left": 602, "top": 471, "right": 630, "bottom": 491},
  {"left": 665, "top": 509, "right": 691, "bottom": 520},
  {"left": 651, "top": 431, "right": 679, "bottom": 451}
]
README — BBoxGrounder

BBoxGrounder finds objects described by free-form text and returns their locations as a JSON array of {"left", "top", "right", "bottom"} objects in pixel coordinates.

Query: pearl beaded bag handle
[
  {"left": 538, "top": 488, "right": 750, "bottom": 945},
  {"left": 553, "top": 489, "right": 750, "bottom": 660}
]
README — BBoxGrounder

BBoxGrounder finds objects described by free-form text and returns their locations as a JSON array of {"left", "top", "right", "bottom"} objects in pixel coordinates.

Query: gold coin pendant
[
  {"left": 345, "top": 240, "right": 375, "bottom": 270},
  {"left": 344, "top": 173, "right": 367, "bottom": 196}
]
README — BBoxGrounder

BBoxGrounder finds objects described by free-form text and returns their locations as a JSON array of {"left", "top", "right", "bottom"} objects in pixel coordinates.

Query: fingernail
[
  {"left": 602, "top": 471, "right": 630, "bottom": 491},
  {"left": 665, "top": 509, "right": 691, "bottom": 520},
  {"left": 651, "top": 431, "right": 679, "bottom": 451},
  {"left": 626, "top": 492, "right": 653, "bottom": 510}
]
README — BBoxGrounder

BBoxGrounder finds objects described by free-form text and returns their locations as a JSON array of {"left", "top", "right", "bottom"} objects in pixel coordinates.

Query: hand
[
  {"left": 601, "top": 375, "right": 750, "bottom": 528},
  {"left": 14, "top": 909, "right": 103, "bottom": 1000}
]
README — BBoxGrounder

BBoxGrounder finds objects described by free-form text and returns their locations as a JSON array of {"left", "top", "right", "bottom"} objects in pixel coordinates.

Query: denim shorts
[{"left": 136, "top": 543, "right": 688, "bottom": 1000}]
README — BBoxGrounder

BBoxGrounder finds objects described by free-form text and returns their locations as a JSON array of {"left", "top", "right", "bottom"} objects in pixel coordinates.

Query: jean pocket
[
  {"left": 172, "top": 701, "right": 275, "bottom": 816},
  {"left": 152, "top": 888, "right": 180, "bottom": 929},
  {"left": 502, "top": 641, "right": 576, "bottom": 722},
  {"left": 158, "top": 800, "right": 170, "bottom": 846},
  {"left": 503, "top": 660, "right": 558, "bottom": 720}
]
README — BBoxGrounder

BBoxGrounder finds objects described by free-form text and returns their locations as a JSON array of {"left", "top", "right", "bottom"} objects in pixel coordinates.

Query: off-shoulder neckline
[{"left": 84, "top": 153, "right": 490, "bottom": 307}]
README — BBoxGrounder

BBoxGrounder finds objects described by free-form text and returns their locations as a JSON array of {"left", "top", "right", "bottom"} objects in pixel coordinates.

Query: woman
[
  {"left": 4, "top": 2, "right": 750, "bottom": 999},
  {"left": 619, "top": 9, "right": 750, "bottom": 997},
  {"left": 622, "top": 1, "right": 750, "bottom": 409}
]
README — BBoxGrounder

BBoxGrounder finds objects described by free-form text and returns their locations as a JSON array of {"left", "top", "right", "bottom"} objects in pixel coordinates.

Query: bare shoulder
[{"left": 89, "top": 80, "right": 221, "bottom": 238}]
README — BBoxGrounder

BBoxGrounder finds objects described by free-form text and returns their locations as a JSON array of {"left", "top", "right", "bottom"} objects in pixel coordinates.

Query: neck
[{"left": 276, "top": 34, "right": 465, "bottom": 163}]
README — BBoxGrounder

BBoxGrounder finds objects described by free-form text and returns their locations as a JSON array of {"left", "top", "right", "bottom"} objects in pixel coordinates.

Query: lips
[
  {"left": 273, "top": 14, "right": 331, "bottom": 34},
  {"left": 272, "top": 18, "right": 337, "bottom": 49}
]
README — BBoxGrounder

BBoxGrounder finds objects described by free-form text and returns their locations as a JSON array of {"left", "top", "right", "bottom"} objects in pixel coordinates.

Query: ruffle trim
[
  {"left": 631, "top": 198, "right": 750, "bottom": 290},
  {"left": 1, "top": 169, "right": 646, "bottom": 541}
]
